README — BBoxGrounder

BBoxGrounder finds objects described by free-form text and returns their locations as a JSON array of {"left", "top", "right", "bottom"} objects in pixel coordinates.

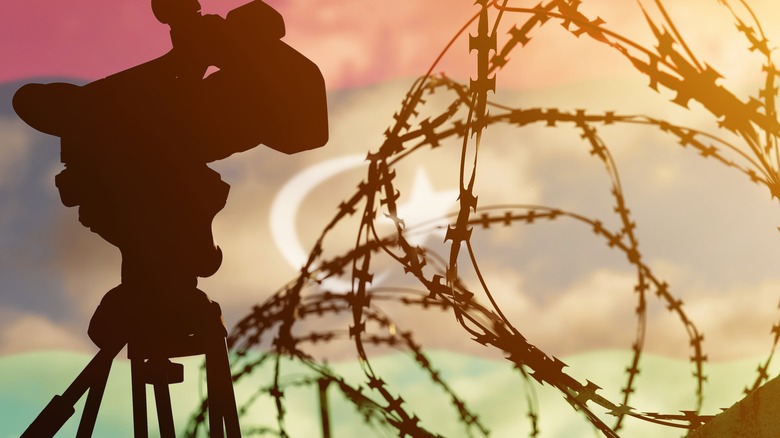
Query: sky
[{"left": 5, "top": 0, "right": 780, "bottom": 435}]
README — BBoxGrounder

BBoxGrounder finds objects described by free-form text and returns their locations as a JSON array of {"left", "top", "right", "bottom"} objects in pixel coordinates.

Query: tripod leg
[
  {"left": 206, "top": 338, "right": 241, "bottom": 438},
  {"left": 131, "top": 359, "right": 149, "bottom": 438},
  {"left": 76, "top": 352, "right": 114, "bottom": 438},
  {"left": 153, "top": 381, "right": 176, "bottom": 437},
  {"left": 22, "top": 344, "right": 122, "bottom": 438},
  {"left": 318, "top": 378, "right": 332, "bottom": 438},
  {"left": 205, "top": 348, "right": 225, "bottom": 438},
  {"left": 21, "top": 395, "right": 76, "bottom": 438}
]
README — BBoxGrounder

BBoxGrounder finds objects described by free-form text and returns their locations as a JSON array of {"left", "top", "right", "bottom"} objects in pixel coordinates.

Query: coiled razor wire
[{"left": 186, "top": 0, "right": 780, "bottom": 436}]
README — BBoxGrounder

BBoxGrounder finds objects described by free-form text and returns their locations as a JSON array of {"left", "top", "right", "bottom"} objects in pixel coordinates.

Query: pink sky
[
  {"left": 1, "top": 0, "right": 679, "bottom": 90},
  {"left": 2, "top": 0, "right": 479, "bottom": 89},
  {"left": 6, "top": 1, "right": 780, "bottom": 90},
  {"left": 11, "top": 0, "right": 772, "bottom": 91}
]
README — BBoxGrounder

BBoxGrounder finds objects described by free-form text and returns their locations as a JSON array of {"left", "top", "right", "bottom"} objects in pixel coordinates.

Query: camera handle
[{"left": 151, "top": 0, "right": 202, "bottom": 26}]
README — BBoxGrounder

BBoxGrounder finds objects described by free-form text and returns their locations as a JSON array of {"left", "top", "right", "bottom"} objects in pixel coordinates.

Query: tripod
[{"left": 21, "top": 297, "right": 241, "bottom": 437}]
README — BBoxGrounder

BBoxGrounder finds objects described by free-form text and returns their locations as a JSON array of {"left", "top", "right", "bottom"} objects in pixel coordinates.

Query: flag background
[{"left": 4, "top": 0, "right": 780, "bottom": 436}]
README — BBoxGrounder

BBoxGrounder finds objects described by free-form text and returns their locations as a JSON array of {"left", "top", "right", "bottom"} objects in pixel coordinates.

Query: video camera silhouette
[
  {"left": 13, "top": 0, "right": 328, "bottom": 279},
  {"left": 15, "top": 0, "right": 328, "bottom": 157}
]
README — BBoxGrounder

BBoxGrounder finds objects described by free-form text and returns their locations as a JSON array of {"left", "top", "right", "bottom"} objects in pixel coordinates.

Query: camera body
[{"left": 14, "top": 0, "right": 328, "bottom": 280}]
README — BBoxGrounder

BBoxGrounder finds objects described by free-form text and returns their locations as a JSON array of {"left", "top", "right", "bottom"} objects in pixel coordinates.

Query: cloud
[
  {"left": 0, "top": 312, "right": 92, "bottom": 355},
  {"left": 292, "top": 262, "right": 780, "bottom": 369},
  {"left": 0, "top": 118, "right": 32, "bottom": 188},
  {"left": 648, "top": 276, "right": 780, "bottom": 361},
  {"left": 51, "top": 213, "right": 122, "bottom": 319}
]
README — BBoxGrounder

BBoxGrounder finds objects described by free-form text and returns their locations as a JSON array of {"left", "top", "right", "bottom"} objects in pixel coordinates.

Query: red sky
[
  {"left": 8, "top": 0, "right": 780, "bottom": 94},
  {"left": 2, "top": 0, "right": 478, "bottom": 89}
]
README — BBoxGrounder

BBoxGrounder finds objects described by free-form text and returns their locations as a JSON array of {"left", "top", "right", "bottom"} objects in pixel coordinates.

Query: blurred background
[{"left": 4, "top": 0, "right": 780, "bottom": 436}]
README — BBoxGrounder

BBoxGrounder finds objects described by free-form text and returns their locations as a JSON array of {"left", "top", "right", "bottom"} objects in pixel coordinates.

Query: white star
[{"left": 383, "top": 167, "right": 458, "bottom": 247}]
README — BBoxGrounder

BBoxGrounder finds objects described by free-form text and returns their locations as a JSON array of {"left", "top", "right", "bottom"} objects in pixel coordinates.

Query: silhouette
[{"left": 13, "top": 0, "right": 327, "bottom": 436}]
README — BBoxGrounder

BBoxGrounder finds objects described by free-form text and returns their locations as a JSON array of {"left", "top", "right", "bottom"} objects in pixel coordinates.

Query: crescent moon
[{"left": 270, "top": 155, "right": 365, "bottom": 291}]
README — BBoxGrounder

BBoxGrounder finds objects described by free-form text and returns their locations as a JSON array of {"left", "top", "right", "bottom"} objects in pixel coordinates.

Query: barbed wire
[{"left": 186, "top": 0, "right": 780, "bottom": 436}]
